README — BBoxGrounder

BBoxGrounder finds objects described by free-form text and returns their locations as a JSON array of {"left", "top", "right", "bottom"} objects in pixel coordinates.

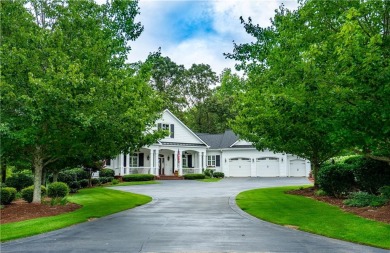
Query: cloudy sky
[{"left": 127, "top": 0, "right": 298, "bottom": 75}]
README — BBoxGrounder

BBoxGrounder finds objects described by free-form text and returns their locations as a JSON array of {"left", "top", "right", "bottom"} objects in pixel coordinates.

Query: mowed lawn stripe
[
  {"left": 1, "top": 187, "right": 151, "bottom": 242},
  {"left": 236, "top": 186, "right": 390, "bottom": 249}
]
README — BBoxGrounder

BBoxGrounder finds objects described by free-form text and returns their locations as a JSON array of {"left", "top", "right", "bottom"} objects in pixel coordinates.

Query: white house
[{"left": 106, "top": 109, "right": 311, "bottom": 177}]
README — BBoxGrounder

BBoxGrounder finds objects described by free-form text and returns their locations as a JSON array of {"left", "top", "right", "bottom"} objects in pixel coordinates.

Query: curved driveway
[{"left": 2, "top": 178, "right": 388, "bottom": 252}]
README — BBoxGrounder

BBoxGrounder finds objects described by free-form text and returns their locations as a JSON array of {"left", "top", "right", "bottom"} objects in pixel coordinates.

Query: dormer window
[{"left": 158, "top": 123, "right": 175, "bottom": 138}]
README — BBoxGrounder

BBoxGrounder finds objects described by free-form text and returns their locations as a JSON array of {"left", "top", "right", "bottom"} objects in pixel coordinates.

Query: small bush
[
  {"left": 21, "top": 185, "right": 46, "bottom": 203},
  {"left": 5, "top": 173, "right": 34, "bottom": 191},
  {"left": 91, "top": 178, "right": 100, "bottom": 185},
  {"left": 213, "top": 172, "right": 225, "bottom": 178},
  {"left": 99, "top": 177, "right": 108, "bottom": 184},
  {"left": 379, "top": 186, "right": 390, "bottom": 199},
  {"left": 57, "top": 168, "right": 89, "bottom": 184},
  {"left": 106, "top": 177, "right": 114, "bottom": 182},
  {"left": 50, "top": 197, "right": 68, "bottom": 206},
  {"left": 204, "top": 169, "right": 214, "bottom": 178},
  {"left": 79, "top": 179, "right": 89, "bottom": 188},
  {"left": 344, "top": 191, "right": 388, "bottom": 207},
  {"left": 123, "top": 174, "right": 154, "bottom": 182},
  {"left": 111, "top": 179, "right": 119, "bottom": 185},
  {"left": 1, "top": 187, "right": 17, "bottom": 204},
  {"left": 100, "top": 168, "right": 115, "bottom": 178},
  {"left": 317, "top": 164, "right": 355, "bottom": 197},
  {"left": 183, "top": 174, "right": 205, "bottom": 180},
  {"left": 68, "top": 181, "right": 80, "bottom": 193},
  {"left": 315, "top": 189, "right": 327, "bottom": 196},
  {"left": 48, "top": 182, "right": 69, "bottom": 198}
]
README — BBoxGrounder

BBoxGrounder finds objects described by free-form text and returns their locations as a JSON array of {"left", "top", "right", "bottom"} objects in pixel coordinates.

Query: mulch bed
[
  {"left": 1, "top": 199, "right": 81, "bottom": 224},
  {"left": 288, "top": 187, "right": 390, "bottom": 224}
]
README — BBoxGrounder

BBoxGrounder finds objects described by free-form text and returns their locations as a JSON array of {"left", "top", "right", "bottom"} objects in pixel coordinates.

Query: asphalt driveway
[{"left": 2, "top": 178, "right": 388, "bottom": 252}]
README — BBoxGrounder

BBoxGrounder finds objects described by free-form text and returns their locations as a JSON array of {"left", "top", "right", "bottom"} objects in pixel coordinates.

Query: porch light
[
  {"left": 147, "top": 155, "right": 150, "bottom": 160},
  {"left": 167, "top": 156, "right": 170, "bottom": 161}
]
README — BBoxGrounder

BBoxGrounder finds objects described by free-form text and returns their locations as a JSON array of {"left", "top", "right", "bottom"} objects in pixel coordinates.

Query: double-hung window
[{"left": 207, "top": 155, "right": 221, "bottom": 167}]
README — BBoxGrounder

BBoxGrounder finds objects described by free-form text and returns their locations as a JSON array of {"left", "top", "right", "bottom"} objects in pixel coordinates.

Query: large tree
[
  {"left": 1, "top": 0, "right": 162, "bottom": 202},
  {"left": 226, "top": 0, "right": 390, "bottom": 183}
]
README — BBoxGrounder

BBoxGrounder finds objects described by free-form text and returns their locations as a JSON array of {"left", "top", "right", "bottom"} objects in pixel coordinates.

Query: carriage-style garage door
[
  {"left": 256, "top": 157, "right": 280, "bottom": 177},
  {"left": 289, "top": 160, "right": 306, "bottom": 177},
  {"left": 229, "top": 158, "right": 251, "bottom": 177}
]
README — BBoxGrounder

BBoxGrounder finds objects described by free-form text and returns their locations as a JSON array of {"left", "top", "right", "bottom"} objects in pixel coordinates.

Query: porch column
[
  {"left": 155, "top": 149, "right": 159, "bottom": 176},
  {"left": 149, "top": 149, "right": 153, "bottom": 174},
  {"left": 126, "top": 153, "right": 130, "bottom": 175},
  {"left": 202, "top": 152, "right": 206, "bottom": 171},
  {"left": 178, "top": 149, "right": 183, "bottom": 176},
  {"left": 119, "top": 153, "right": 124, "bottom": 176},
  {"left": 198, "top": 152, "right": 202, "bottom": 173},
  {"left": 174, "top": 149, "right": 178, "bottom": 173}
]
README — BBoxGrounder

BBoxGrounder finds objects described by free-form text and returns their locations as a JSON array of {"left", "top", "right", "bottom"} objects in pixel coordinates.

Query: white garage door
[
  {"left": 256, "top": 157, "right": 280, "bottom": 177},
  {"left": 229, "top": 158, "right": 251, "bottom": 177},
  {"left": 289, "top": 160, "right": 306, "bottom": 177}
]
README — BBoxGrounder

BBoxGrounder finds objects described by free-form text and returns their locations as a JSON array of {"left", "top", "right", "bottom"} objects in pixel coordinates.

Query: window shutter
[
  {"left": 172, "top": 154, "right": 175, "bottom": 173},
  {"left": 170, "top": 124, "right": 174, "bottom": 138},
  {"left": 216, "top": 155, "right": 220, "bottom": 167},
  {"left": 158, "top": 123, "right": 162, "bottom": 130},
  {"left": 188, "top": 155, "right": 193, "bottom": 168},
  {"left": 123, "top": 155, "right": 127, "bottom": 167},
  {"left": 138, "top": 153, "right": 144, "bottom": 167}
]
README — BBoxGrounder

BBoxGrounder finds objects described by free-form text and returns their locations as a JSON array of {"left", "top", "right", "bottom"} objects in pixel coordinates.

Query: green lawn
[
  {"left": 107, "top": 181, "right": 159, "bottom": 187},
  {"left": 1, "top": 187, "right": 151, "bottom": 242},
  {"left": 236, "top": 186, "right": 390, "bottom": 249},
  {"left": 197, "top": 178, "right": 222, "bottom": 182}
]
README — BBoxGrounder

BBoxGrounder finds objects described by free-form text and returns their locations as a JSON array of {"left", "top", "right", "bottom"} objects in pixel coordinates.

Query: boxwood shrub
[
  {"left": 48, "top": 182, "right": 69, "bottom": 198},
  {"left": 100, "top": 168, "right": 115, "bottom": 178},
  {"left": 91, "top": 178, "right": 100, "bottom": 186},
  {"left": 213, "top": 172, "right": 225, "bottom": 178},
  {"left": 123, "top": 174, "right": 154, "bottom": 181},
  {"left": 1, "top": 187, "right": 17, "bottom": 204},
  {"left": 68, "top": 181, "right": 80, "bottom": 193},
  {"left": 344, "top": 191, "right": 388, "bottom": 207},
  {"left": 317, "top": 164, "right": 355, "bottom": 197},
  {"left": 78, "top": 179, "right": 89, "bottom": 188},
  {"left": 5, "top": 173, "right": 34, "bottom": 191},
  {"left": 184, "top": 174, "right": 205, "bottom": 180},
  {"left": 21, "top": 185, "right": 47, "bottom": 203}
]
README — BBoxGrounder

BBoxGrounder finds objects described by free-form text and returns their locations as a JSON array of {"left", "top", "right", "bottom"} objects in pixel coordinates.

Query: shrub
[
  {"left": 351, "top": 157, "right": 390, "bottom": 194},
  {"left": 68, "top": 181, "right": 80, "bottom": 193},
  {"left": 203, "top": 169, "right": 214, "bottom": 178},
  {"left": 21, "top": 185, "right": 46, "bottom": 203},
  {"left": 106, "top": 177, "right": 114, "bottom": 182},
  {"left": 317, "top": 164, "right": 355, "bottom": 197},
  {"left": 213, "top": 172, "right": 225, "bottom": 178},
  {"left": 99, "top": 177, "right": 108, "bottom": 184},
  {"left": 1, "top": 187, "right": 17, "bottom": 204},
  {"left": 48, "top": 182, "right": 69, "bottom": 198},
  {"left": 379, "top": 186, "right": 390, "bottom": 199},
  {"left": 111, "top": 179, "right": 119, "bottom": 185},
  {"left": 344, "top": 191, "right": 388, "bottom": 207},
  {"left": 100, "top": 168, "right": 115, "bottom": 178},
  {"left": 50, "top": 197, "right": 68, "bottom": 206},
  {"left": 79, "top": 179, "right": 89, "bottom": 188},
  {"left": 57, "top": 168, "right": 89, "bottom": 184},
  {"left": 123, "top": 174, "right": 154, "bottom": 182},
  {"left": 315, "top": 189, "right": 327, "bottom": 196},
  {"left": 91, "top": 178, "right": 100, "bottom": 185},
  {"left": 183, "top": 174, "right": 205, "bottom": 180},
  {"left": 5, "top": 173, "right": 34, "bottom": 191}
]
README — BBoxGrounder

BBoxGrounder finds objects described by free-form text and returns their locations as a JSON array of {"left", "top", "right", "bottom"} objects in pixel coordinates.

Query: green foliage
[
  {"left": 91, "top": 178, "right": 101, "bottom": 186},
  {"left": 1, "top": 187, "right": 17, "bottom": 205},
  {"left": 111, "top": 179, "right": 120, "bottom": 185},
  {"left": 183, "top": 174, "right": 205, "bottom": 180},
  {"left": 68, "top": 181, "right": 80, "bottom": 193},
  {"left": 99, "top": 169, "right": 115, "bottom": 178},
  {"left": 78, "top": 179, "right": 89, "bottom": 188},
  {"left": 21, "top": 186, "right": 46, "bottom": 203},
  {"left": 317, "top": 164, "right": 355, "bottom": 197},
  {"left": 122, "top": 174, "right": 155, "bottom": 182},
  {"left": 314, "top": 189, "right": 327, "bottom": 196},
  {"left": 5, "top": 173, "right": 33, "bottom": 191},
  {"left": 344, "top": 192, "right": 388, "bottom": 207},
  {"left": 379, "top": 186, "right": 390, "bottom": 199},
  {"left": 213, "top": 172, "right": 225, "bottom": 178},
  {"left": 48, "top": 182, "right": 69, "bottom": 198},
  {"left": 50, "top": 197, "right": 68, "bottom": 206},
  {"left": 203, "top": 169, "right": 214, "bottom": 178}
]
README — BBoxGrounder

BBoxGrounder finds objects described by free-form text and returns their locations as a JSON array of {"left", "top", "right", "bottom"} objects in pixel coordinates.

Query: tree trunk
[
  {"left": 53, "top": 170, "right": 59, "bottom": 182},
  {"left": 310, "top": 158, "right": 320, "bottom": 188},
  {"left": 32, "top": 146, "right": 44, "bottom": 203}
]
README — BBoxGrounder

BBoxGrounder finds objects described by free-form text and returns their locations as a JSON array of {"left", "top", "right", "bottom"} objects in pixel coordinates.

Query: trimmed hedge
[
  {"left": 57, "top": 168, "right": 89, "bottom": 184},
  {"left": 68, "top": 181, "right": 80, "bottom": 193},
  {"left": 1, "top": 187, "right": 17, "bottom": 205},
  {"left": 78, "top": 179, "right": 89, "bottom": 188},
  {"left": 213, "top": 172, "right": 225, "bottom": 178},
  {"left": 21, "top": 185, "right": 46, "bottom": 203},
  {"left": 123, "top": 174, "right": 154, "bottom": 182},
  {"left": 91, "top": 178, "right": 100, "bottom": 186},
  {"left": 184, "top": 174, "right": 205, "bottom": 180},
  {"left": 317, "top": 164, "right": 355, "bottom": 197},
  {"left": 48, "top": 182, "right": 69, "bottom": 198},
  {"left": 5, "top": 173, "right": 33, "bottom": 191},
  {"left": 100, "top": 168, "right": 115, "bottom": 178}
]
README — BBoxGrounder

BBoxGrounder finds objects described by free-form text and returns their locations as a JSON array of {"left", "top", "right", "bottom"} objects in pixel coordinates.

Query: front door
[{"left": 159, "top": 157, "right": 165, "bottom": 175}]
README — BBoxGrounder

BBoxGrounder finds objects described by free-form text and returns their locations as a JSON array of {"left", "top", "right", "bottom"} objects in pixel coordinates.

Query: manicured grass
[
  {"left": 108, "top": 181, "right": 159, "bottom": 187},
  {"left": 236, "top": 186, "right": 390, "bottom": 249},
  {"left": 197, "top": 178, "right": 222, "bottom": 182},
  {"left": 0, "top": 187, "right": 151, "bottom": 242}
]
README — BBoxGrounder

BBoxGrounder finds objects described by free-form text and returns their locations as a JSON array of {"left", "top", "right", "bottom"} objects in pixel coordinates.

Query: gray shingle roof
[{"left": 196, "top": 130, "right": 253, "bottom": 149}]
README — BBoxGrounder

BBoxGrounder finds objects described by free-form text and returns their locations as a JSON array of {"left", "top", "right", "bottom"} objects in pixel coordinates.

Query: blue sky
[{"left": 127, "top": 0, "right": 298, "bottom": 74}]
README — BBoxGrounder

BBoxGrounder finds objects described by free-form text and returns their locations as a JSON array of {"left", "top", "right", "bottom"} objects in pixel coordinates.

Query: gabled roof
[{"left": 196, "top": 130, "right": 253, "bottom": 149}]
